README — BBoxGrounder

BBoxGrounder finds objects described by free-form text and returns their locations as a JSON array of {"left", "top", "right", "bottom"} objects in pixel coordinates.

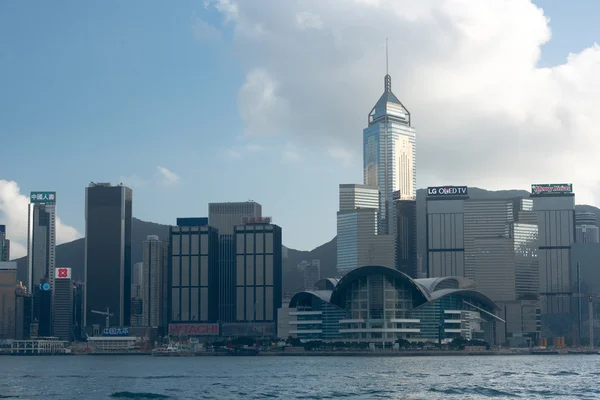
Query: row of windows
[
  {"left": 171, "top": 287, "right": 209, "bottom": 322},
  {"left": 235, "top": 232, "right": 274, "bottom": 255},
  {"left": 171, "top": 256, "right": 210, "bottom": 287},
  {"left": 236, "top": 255, "right": 274, "bottom": 286},
  {"left": 171, "top": 233, "right": 210, "bottom": 256},
  {"left": 236, "top": 286, "right": 274, "bottom": 322}
]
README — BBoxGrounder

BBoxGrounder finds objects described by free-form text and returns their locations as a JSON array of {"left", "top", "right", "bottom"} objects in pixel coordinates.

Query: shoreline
[{"left": 3, "top": 350, "right": 598, "bottom": 357}]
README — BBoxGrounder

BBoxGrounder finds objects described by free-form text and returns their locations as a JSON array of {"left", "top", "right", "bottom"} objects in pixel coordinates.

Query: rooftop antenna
[{"left": 386, "top": 37, "right": 389, "bottom": 75}]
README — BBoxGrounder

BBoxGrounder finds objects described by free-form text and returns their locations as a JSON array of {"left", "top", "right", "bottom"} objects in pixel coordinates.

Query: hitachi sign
[
  {"left": 427, "top": 186, "right": 468, "bottom": 196},
  {"left": 168, "top": 323, "right": 220, "bottom": 336}
]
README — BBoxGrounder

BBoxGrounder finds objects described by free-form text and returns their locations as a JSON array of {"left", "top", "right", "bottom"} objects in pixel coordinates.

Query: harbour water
[{"left": 1, "top": 355, "right": 599, "bottom": 399}]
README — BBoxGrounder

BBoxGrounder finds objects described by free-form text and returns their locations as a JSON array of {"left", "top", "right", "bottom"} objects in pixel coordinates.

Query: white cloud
[
  {"left": 245, "top": 143, "right": 266, "bottom": 152},
  {"left": 296, "top": 12, "right": 323, "bottom": 30},
  {"left": 0, "top": 180, "right": 82, "bottom": 259},
  {"left": 119, "top": 174, "right": 149, "bottom": 188},
  {"left": 208, "top": 0, "right": 600, "bottom": 205},
  {"left": 225, "top": 148, "right": 243, "bottom": 159},
  {"left": 328, "top": 146, "right": 354, "bottom": 167},
  {"left": 238, "top": 68, "right": 289, "bottom": 137},
  {"left": 282, "top": 142, "right": 302, "bottom": 163},
  {"left": 156, "top": 166, "right": 180, "bottom": 185}
]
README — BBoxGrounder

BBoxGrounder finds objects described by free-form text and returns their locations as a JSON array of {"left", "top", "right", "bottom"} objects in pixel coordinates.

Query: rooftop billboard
[
  {"left": 531, "top": 184, "right": 573, "bottom": 196},
  {"left": 427, "top": 186, "right": 468, "bottom": 197},
  {"left": 30, "top": 191, "right": 56, "bottom": 204},
  {"left": 55, "top": 267, "right": 72, "bottom": 279}
]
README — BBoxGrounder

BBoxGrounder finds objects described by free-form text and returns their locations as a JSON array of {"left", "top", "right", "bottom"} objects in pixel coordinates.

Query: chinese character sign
[{"left": 30, "top": 191, "right": 57, "bottom": 204}]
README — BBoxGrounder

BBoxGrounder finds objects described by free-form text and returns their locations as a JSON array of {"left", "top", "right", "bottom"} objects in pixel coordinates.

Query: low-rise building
[{"left": 286, "top": 267, "right": 502, "bottom": 344}]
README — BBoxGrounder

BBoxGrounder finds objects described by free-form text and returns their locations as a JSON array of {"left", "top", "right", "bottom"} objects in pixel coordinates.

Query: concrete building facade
[{"left": 142, "top": 235, "right": 168, "bottom": 328}]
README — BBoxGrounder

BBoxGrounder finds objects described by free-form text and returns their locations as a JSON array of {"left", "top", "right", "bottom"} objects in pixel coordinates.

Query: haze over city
[{"left": 2, "top": 0, "right": 600, "bottom": 257}]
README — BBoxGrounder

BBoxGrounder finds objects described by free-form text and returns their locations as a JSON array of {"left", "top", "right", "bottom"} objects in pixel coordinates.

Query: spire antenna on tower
[{"left": 386, "top": 38, "right": 389, "bottom": 75}]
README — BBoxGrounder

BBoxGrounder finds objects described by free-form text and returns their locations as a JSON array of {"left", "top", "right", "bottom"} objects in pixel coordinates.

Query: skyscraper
[
  {"left": 27, "top": 192, "right": 56, "bottom": 292},
  {"left": 363, "top": 69, "right": 416, "bottom": 234},
  {"left": 52, "top": 267, "right": 73, "bottom": 341},
  {"left": 169, "top": 218, "right": 219, "bottom": 323},
  {"left": 208, "top": 202, "right": 262, "bottom": 236},
  {"left": 336, "top": 184, "right": 394, "bottom": 275},
  {"left": 394, "top": 198, "right": 417, "bottom": 278},
  {"left": 209, "top": 202, "right": 262, "bottom": 322},
  {"left": 0, "top": 225, "right": 10, "bottom": 262},
  {"left": 463, "top": 198, "right": 539, "bottom": 302},
  {"left": 142, "top": 235, "right": 168, "bottom": 328},
  {"left": 426, "top": 186, "right": 469, "bottom": 278},
  {"left": 530, "top": 183, "right": 575, "bottom": 338},
  {"left": 234, "top": 221, "right": 282, "bottom": 323},
  {"left": 130, "top": 262, "right": 143, "bottom": 327},
  {"left": 84, "top": 183, "right": 132, "bottom": 330}
]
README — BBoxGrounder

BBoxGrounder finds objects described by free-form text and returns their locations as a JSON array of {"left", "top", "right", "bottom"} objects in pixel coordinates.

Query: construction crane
[{"left": 91, "top": 307, "right": 113, "bottom": 329}]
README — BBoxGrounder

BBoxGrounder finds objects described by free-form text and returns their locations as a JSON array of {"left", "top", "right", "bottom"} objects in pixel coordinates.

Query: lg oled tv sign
[
  {"left": 168, "top": 323, "right": 220, "bottom": 336},
  {"left": 427, "top": 186, "right": 468, "bottom": 197}
]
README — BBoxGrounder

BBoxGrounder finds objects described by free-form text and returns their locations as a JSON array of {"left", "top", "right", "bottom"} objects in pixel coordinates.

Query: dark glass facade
[
  {"left": 72, "top": 282, "right": 84, "bottom": 341},
  {"left": 53, "top": 275, "right": 73, "bottom": 341},
  {"left": 84, "top": 184, "right": 132, "bottom": 329},
  {"left": 15, "top": 293, "right": 31, "bottom": 340},
  {"left": 395, "top": 200, "right": 417, "bottom": 277},
  {"left": 218, "top": 235, "right": 236, "bottom": 322},
  {"left": 234, "top": 223, "right": 282, "bottom": 323},
  {"left": 168, "top": 224, "right": 219, "bottom": 323},
  {"left": 531, "top": 194, "right": 575, "bottom": 339},
  {"left": 0, "top": 225, "right": 9, "bottom": 262},
  {"left": 37, "top": 288, "right": 52, "bottom": 337},
  {"left": 426, "top": 196, "right": 468, "bottom": 278}
]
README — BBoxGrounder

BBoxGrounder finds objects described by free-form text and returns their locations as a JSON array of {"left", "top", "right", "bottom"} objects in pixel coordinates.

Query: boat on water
[
  {"left": 152, "top": 344, "right": 194, "bottom": 357},
  {"left": 229, "top": 347, "right": 260, "bottom": 356}
]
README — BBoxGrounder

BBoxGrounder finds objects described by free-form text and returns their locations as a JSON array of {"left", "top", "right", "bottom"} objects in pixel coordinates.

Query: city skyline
[{"left": 3, "top": 0, "right": 600, "bottom": 258}]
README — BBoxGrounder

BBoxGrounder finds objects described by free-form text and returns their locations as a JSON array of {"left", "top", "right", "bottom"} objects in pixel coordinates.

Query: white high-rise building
[
  {"left": 142, "top": 235, "right": 167, "bottom": 328},
  {"left": 27, "top": 192, "right": 56, "bottom": 292},
  {"left": 575, "top": 212, "right": 600, "bottom": 244},
  {"left": 363, "top": 73, "right": 416, "bottom": 234}
]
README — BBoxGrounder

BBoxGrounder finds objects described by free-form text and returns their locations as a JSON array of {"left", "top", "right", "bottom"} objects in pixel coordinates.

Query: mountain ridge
[{"left": 13, "top": 187, "right": 598, "bottom": 294}]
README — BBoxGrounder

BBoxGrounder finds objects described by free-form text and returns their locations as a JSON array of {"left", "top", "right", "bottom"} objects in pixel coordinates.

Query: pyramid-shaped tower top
[{"left": 367, "top": 41, "right": 411, "bottom": 126}]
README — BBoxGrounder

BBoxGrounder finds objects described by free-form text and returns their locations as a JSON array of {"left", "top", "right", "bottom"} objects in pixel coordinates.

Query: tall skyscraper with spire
[{"left": 363, "top": 43, "right": 416, "bottom": 234}]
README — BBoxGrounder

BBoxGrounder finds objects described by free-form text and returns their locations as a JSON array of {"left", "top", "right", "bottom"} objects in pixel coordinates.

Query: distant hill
[
  {"left": 14, "top": 218, "right": 171, "bottom": 284},
  {"left": 14, "top": 188, "right": 599, "bottom": 294}
]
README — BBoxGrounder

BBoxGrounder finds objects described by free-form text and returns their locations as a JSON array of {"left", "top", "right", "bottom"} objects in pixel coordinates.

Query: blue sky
[{"left": 1, "top": 0, "right": 600, "bottom": 256}]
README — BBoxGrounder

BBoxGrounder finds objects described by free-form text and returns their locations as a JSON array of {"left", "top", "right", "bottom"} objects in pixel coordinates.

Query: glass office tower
[
  {"left": 84, "top": 183, "right": 132, "bottom": 330},
  {"left": 363, "top": 74, "right": 416, "bottom": 234}
]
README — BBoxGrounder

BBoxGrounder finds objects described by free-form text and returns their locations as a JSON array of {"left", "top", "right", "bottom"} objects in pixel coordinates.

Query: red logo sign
[
  {"left": 57, "top": 268, "right": 68, "bottom": 278},
  {"left": 168, "top": 323, "right": 219, "bottom": 336}
]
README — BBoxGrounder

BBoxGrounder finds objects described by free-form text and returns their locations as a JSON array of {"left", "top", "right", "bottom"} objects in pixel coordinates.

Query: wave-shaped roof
[
  {"left": 414, "top": 276, "right": 476, "bottom": 293},
  {"left": 290, "top": 265, "right": 499, "bottom": 313}
]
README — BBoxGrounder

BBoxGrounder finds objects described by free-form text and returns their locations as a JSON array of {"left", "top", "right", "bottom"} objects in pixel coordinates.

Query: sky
[{"left": 1, "top": 0, "right": 600, "bottom": 258}]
